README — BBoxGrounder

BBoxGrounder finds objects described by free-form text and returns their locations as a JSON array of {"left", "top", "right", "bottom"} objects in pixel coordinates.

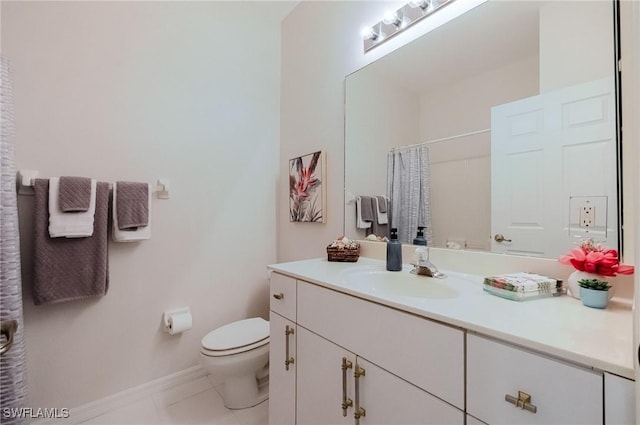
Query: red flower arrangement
[{"left": 558, "top": 239, "right": 634, "bottom": 277}]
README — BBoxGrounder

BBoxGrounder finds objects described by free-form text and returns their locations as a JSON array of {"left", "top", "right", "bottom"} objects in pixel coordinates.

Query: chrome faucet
[{"left": 410, "top": 247, "right": 446, "bottom": 279}]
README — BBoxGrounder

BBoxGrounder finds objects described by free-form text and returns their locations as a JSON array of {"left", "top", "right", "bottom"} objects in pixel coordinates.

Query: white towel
[
  {"left": 112, "top": 182, "right": 151, "bottom": 242},
  {"left": 356, "top": 196, "right": 372, "bottom": 229},
  {"left": 48, "top": 177, "right": 97, "bottom": 238},
  {"left": 375, "top": 197, "right": 388, "bottom": 225}
]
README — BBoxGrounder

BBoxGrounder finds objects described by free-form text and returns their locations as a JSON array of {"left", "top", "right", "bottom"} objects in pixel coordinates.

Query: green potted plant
[{"left": 578, "top": 278, "right": 611, "bottom": 309}]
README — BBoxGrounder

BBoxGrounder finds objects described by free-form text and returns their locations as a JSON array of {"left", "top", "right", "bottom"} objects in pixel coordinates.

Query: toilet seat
[{"left": 201, "top": 317, "right": 269, "bottom": 357}]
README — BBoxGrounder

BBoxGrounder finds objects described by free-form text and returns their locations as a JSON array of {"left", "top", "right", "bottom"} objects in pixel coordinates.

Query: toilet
[{"left": 199, "top": 317, "right": 270, "bottom": 409}]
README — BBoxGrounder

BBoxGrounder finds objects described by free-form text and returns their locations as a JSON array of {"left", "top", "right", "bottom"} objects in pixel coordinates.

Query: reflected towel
[
  {"left": 112, "top": 183, "right": 151, "bottom": 242},
  {"left": 375, "top": 196, "right": 388, "bottom": 224},
  {"left": 356, "top": 196, "right": 372, "bottom": 229},
  {"left": 33, "top": 179, "right": 109, "bottom": 305},
  {"left": 48, "top": 177, "right": 97, "bottom": 238},
  {"left": 59, "top": 176, "right": 91, "bottom": 212}
]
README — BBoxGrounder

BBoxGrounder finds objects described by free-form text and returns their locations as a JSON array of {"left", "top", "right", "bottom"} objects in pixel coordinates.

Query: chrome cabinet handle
[
  {"left": 273, "top": 293, "right": 284, "bottom": 300},
  {"left": 341, "top": 357, "right": 353, "bottom": 416},
  {"left": 0, "top": 320, "right": 18, "bottom": 356},
  {"left": 505, "top": 390, "right": 537, "bottom": 414},
  {"left": 354, "top": 364, "right": 366, "bottom": 424},
  {"left": 494, "top": 233, "right": 512, "bottom": 243},
  {"left": 284, "top": 325, "right": 295, "bottom": 371}
]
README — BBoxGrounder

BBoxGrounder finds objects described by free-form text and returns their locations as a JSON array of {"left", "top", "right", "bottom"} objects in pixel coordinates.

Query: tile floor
[{"left": 77, "top": 376, "right": 268, "bottom": 425}]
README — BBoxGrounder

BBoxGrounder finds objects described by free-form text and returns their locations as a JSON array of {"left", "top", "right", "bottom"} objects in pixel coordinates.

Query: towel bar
[{"left": 17, "top": 170, "right": 169, "bottom": 198}]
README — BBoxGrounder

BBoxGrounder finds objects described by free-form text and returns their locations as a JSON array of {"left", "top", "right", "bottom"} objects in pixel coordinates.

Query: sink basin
[{"left": 340, "top": 265, "right": 460, "bottom": 299}]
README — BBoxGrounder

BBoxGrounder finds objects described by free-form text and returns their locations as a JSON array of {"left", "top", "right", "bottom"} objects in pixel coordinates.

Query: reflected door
[{"left": 491, "top": 77, "right": 617, "bottom": 257}]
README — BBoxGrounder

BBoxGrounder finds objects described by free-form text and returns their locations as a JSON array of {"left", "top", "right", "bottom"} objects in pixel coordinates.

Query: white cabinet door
[
  {"left": 296, "top": 326, "right": 353, "bottom": 425},
  {"left": 467, "top": 334, "right": 602, "bottom": 425},
  {"left": 269, "top": 312, "right": 296, "bottom": 425},
  {"left": 356, "top": 356, "right": 464, "bottom": 425},
  {"left": 604, "top": 372, "right": 635, "bottom": 424},
  {"left": 296, "top": 325, "right": 463, "bottom": 425}
]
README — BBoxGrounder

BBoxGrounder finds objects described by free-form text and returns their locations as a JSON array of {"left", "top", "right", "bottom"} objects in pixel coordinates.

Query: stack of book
[{"left": 483, "top": 272, "right": 565, "bottom": 301}]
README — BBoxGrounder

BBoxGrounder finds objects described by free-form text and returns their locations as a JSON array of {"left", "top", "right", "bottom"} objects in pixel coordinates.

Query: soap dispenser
[
  {"left": 386, "top": 228, "right": 402, "bottom": 271},
  {"left": 413, "top": 227, "right": 427, "bottom": 246},
  {"left": 412, "top": 227, "right": 427, "bottom": 266}
]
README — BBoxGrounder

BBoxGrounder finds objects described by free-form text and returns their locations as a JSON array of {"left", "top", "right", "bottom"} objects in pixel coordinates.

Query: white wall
[
  {"left": 539, "top": 1, "right": 614, "bottom": 92},
  {"left": 3, "top": 1, "right": 289, "bottom": 409}
]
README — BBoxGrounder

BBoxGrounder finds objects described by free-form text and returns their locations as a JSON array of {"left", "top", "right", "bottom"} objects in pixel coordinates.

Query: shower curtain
[
  {"left": 0, "top": 57, "right": 29, "bottom": 424},
  {"left": 387, "top": 145, "right": 433, "bottom": 245}
]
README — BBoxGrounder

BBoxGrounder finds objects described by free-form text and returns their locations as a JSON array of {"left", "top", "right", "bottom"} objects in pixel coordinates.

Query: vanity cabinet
[
  {"left": 467, "top": 334, "right": 603, "bottom": 424},
  {"left": 269, "top": 272, "right": 465, "bottom": 424},
  {"left": 269, "top": 267, "right": 635, "bottom": 425},
  {"left": 269, "top": 272, "right": 297, "bottom": 425}
]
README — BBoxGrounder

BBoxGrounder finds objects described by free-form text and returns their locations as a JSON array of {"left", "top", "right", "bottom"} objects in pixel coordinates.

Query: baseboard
[{"left": 31, "top": 365, "right": 208, "bottom": 425}]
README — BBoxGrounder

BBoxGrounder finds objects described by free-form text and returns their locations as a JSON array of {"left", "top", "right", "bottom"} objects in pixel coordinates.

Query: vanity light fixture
[{"left": 362, "top": 0, "right": 454, "bottom": 52}]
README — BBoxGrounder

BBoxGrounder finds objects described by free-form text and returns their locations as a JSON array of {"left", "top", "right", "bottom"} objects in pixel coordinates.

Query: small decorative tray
[{"left": 327, "top": 237, "right": 360, "bottom": 262}]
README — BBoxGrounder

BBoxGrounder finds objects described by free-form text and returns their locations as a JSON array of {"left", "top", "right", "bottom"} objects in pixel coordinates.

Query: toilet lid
[{"left": 201, "top": 317, "right": 269, "bottom": 351}]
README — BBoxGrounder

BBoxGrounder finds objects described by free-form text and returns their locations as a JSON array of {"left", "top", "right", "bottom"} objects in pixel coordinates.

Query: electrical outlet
[{"left": 579, "top": 204, "right": 595, "bottom": 228}]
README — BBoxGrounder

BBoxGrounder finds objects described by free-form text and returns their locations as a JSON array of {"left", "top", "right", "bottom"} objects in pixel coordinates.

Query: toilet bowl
[{"left": 199, "top": 317, "right": 270, "bottom": 409}]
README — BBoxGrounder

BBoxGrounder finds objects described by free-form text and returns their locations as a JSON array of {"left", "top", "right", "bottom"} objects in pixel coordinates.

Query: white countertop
[{"left": 268, "top": 257, "right": 635, "bottom": 380}]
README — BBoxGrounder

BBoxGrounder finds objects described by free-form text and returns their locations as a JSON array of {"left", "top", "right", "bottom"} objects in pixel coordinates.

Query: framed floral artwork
[{"left": 289, "top": 150, "right": 326, "bottom": 223}]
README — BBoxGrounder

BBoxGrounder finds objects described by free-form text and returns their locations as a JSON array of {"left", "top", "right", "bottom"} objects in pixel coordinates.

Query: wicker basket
[{"left": 326, "top": 244, "right": 360, "bottom": 262}]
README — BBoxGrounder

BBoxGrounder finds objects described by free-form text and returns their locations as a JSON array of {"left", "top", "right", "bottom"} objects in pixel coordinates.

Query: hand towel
[
  {"left": 115, "top": 181, "right": 149, "bottom": 230},
  {"left": 48, "top": 177, "right": 97, "bottom": 238},
  {"left": 375, "top": 196, "right": 388, "bottom": 225},
  {"left": 59, "top": 176, "right": 92, "bottom": 212},
  {"left": 112, "top": 182, "right": 151, "bottom": 242},
  {"left": 33, "top": 179, "right": 109, "bottom": 305},
  {"left": 368, "top": 196, "right": 389, "bottom": 238},
  {"left": 356, "top": 196, "right": 372, "bottom": 229}
]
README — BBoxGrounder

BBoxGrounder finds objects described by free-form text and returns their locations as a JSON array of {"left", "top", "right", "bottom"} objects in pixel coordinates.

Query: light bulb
[
  {"left": 382, "top": 11, "right": 401, "bottom": 26},
  {"left": 360, "top": 26, "right": 377, "bottom": 40},
  {"left": 409, "top": 0, "right": 430, "bottom": 9}
]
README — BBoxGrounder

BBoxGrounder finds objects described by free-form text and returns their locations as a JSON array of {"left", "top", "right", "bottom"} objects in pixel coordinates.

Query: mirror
[{"left": 345, "top": 0, "right": 619, "bottom": 258}]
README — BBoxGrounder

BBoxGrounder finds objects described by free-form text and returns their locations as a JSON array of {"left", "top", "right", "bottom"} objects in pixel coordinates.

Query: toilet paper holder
[{"left": 163, "top": 307, "right": 192, "bottom": 334}]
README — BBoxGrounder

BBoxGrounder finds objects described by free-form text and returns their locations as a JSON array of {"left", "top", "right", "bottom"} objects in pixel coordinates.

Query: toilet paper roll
[{"left": 167, "top": 311, "right": 192, "bottom": 335}]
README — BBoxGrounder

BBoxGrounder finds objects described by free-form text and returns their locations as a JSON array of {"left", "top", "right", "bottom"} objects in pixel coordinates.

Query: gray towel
[
  {"left": 32, "top": 179, "right": 109, "bottom": 305},
  {"left": 358, "top": 196, "right": 388, "bottom": 238},
  {"left": 376, "top": 196, "right": 387, "bottom": 213},
  {"left": 58, "top": 176, "right": 92, "bottom": 212},
  {"left": 116, "top": 181, "right": 149, "bottom": 230},
  {"left": 368, "top": 197, "right": 389, "bottom": 238},
  {"left": 359, "top": 196, "right": 375, "bottom": 224}
]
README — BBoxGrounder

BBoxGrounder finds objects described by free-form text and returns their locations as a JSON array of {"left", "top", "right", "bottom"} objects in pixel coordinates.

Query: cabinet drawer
[
  {"left": 270, "top": 273, "right": 296, "bottom": 321},
  {"left": 297, "top": 281, "right": 464, "bottom": 409},
  {"left": 467, "top": 334, "right": 603, "bottom": 425}
]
